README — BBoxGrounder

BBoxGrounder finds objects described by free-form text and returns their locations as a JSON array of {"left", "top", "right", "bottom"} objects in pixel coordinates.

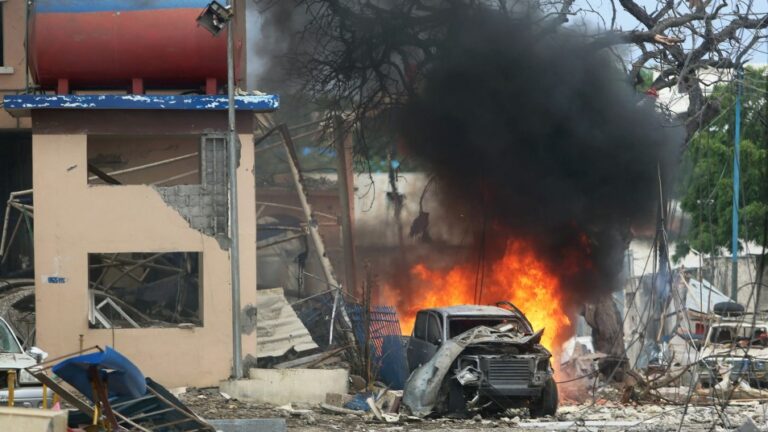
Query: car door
[
  {"left": 423, "top": 312, "right": 443, "bottom": 360},
  {"left": 407, "top": 312, "right": 430, "bottom": 372}
]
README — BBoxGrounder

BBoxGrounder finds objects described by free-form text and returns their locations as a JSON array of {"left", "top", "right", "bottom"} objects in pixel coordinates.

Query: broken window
[
  {"left": 88, "top": 252, "right": 202, "bottom": 329},
  {"left": 87, "top": 135, "right": 202, "bottom": 186},
  {"left": 0, "top": 320, "right": 22, "bottom": 354},
  {"left": 426, "top": 314, "right": 442, "bottom": 345},
  {"left": 413, "top": 312, "right": 427, "bottom": 340}
]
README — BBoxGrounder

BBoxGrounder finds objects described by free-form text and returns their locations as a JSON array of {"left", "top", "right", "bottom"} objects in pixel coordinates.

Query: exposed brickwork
[{"left": 157, "top": 135, "right": 229, "bottom": 240}]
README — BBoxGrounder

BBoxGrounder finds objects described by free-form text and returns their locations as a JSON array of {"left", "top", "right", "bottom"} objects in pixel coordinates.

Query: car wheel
[{"left": 530, "top": 377, "right": 558, "bottom": 418}]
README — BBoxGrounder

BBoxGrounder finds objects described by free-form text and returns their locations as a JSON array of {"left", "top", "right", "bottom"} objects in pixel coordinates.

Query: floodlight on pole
[
  {"left": 196, "top": 1, "right": 234, "bottom": 36},
  {"left": 198, "top": 0, "right": 243, "bottom": 380}
]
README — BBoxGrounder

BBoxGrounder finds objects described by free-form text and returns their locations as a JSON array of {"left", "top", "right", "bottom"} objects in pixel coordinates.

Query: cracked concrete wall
[
  {"left": 33, "top": 132, "right": 258, "bottom": 388},
  {"left": 156, "top": 184, "right": 228, "bottom": 240},
  {"left": 156, "top": 135, "right": 229, "bottom": 241}
]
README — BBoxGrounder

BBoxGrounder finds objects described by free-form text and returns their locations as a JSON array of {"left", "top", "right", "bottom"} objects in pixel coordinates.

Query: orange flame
[{"left": 382, "top": 240, "right": 573, "bottom": 357}]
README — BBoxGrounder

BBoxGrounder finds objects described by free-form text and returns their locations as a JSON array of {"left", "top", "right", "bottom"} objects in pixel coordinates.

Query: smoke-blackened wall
[{"left": 398, "top": 10, "right": 681, "bottom": 307}]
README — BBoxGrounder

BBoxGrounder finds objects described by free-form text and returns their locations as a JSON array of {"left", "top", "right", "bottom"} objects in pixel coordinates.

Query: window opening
[{"left": 88, "top": 252, "right": 202, "bottom": 329}]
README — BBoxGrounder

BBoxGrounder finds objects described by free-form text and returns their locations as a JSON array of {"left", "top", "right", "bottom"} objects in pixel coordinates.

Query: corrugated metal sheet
[
  {"left": 256, "top": 288, "right": 318, "bottom": 358},
  {"left": 685, "top": 278, "right": 731, "bottom": 313}
]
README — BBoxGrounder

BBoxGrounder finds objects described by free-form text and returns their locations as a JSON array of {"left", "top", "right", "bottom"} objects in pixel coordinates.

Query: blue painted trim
[
  {"left": 3, "top": 94, "right": 279, "bottom": 112},
  {"left": 35, "top": 0, "right": 220, "bottom": 14}
]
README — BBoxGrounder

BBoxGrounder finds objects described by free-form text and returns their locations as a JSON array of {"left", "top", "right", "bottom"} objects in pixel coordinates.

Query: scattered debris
[
  {"left": 208, "top": 418, "right": 286, "bottom": 432},
  {"left": 271, "top": 345, "right": 350, "bottom": 369},
  {"left": 175, "top": 387, "right": 768, "bottom": 431},
  {"left": 28, "top": 346, "right": 214, "bottom": 431},
  {"left": 319, "top": 403, "right": 364, "bottom": 416},
  {"left": 737, "top": 416, "right": 760, "bottom": 432},
  {"left": 255, "top": 287, "right": 319, "bottom": 361},
  {"left": 87, "top": 252, "right": 203, "bottom": 328},
  {"left": 276, "top": 403, "right": 313, "bottom": 416}
]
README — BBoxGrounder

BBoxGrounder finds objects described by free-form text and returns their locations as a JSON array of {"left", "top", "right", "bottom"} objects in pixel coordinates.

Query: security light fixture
[{"left": 196, "top": 1, "right": 233, "bottom": 36}]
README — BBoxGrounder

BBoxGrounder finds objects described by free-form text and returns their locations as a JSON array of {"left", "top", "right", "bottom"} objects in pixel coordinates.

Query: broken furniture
[{"left": 28, "top": 346, "right": 214, "bottom": 431}]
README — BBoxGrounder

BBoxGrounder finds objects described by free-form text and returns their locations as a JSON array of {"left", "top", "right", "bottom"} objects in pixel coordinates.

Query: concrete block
[
  {"left": 209, "top": 418, "right": 286, "bottom": 432},
  {"left": 204, "top": 208, "right": 219, "bottom": 220},
  {"left": 325, "top": 392, "right": 343, "bottom": 406},
  {"left": 214, "top": 193, "right": 228, "bottom": 207},
  {"left": 0, "top": 407, "right": 67, "bottom": 432},
  {"left": 220, "top": 369, "right": 349, "bottom": 405},
  {"left": 191, "top": 216, "right": 210, "bottom": 230},
  {"left": 188, "top": 193, "right": 202, "bottom": 207},
  {"left": 178, "top": 184, "right": 199, "bottom": 194},
  {"left": 189, "top": 203, "right": 203, "bottom": 217}
]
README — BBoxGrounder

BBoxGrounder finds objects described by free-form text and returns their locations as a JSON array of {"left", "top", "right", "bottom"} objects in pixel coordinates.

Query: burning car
[{"left": 403, "top": 304, "right": 557, "bottom": 417}]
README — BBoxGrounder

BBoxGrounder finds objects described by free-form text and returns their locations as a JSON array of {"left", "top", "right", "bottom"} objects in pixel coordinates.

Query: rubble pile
[{"left": 179, "top": 387, "right": 768, "bottom": 431}]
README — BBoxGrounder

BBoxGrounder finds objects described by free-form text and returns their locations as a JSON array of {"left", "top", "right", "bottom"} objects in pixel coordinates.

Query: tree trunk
[{"left": 584, "top": 295, "right": 628, "bottom": 382}]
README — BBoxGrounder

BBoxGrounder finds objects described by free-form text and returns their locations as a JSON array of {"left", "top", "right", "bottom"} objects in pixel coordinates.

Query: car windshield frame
[
  {"left": 0, "top": 319, "right": 22, "bottom": 354},
  {"left": 448, "top": 316, "right": 532, "bottom": 338}
]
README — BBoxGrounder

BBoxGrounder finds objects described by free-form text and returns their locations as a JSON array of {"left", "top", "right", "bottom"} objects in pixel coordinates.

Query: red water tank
[{"left": 29, "top": 0, "right": 242, "bottom": 92}]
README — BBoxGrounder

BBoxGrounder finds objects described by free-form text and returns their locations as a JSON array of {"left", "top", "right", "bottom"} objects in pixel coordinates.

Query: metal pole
[
  {"left": 7, "top": 370, "right": 15, "bottom": 407},
  {"left": 227, "top": 0, "right": 243, "bottom": 379},
  {"left": 732, "top": 67, "right": 742, "bottom": 301},
  {"left": 335, "top": 117, "right": 357, "bottom": 294},
  {"left": 277, "top": 125, "right": 357, "bottom": 347},
  {"left": 279, "top": 125, "right": 338, "bottom": 287}
]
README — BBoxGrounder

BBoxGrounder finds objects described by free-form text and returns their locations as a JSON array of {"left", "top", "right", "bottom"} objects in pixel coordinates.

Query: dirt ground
[{"left": 179, "top": 387, "right": 768, "bottom": 431}]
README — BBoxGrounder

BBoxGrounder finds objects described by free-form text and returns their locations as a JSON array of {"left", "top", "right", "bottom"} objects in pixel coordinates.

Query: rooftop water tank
[{"left": 29, "top": 0, "right": 242, "bottom": 91}]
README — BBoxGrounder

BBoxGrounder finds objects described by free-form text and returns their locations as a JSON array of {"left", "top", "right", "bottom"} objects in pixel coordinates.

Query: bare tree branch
[{"left": 257, "top": 0, "right": 768, "bottom": 144}]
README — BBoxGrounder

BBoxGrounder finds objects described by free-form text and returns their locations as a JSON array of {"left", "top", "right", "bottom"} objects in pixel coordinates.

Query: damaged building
[{"left": 1, "top": 0, "right": 279, "bottom": 387}]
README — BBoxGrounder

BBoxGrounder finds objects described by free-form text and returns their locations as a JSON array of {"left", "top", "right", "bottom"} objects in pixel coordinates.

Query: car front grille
[{"left": 487, "top": 358, "right": 531, "bottom": 386}]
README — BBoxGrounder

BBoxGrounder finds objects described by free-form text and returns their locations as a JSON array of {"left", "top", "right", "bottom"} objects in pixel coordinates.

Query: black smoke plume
[
  {"left": 398, "top": 10, "right": 681, "bottom": 309},
  {"left": 252, "top": 2, "right": 681, "bottom": 318}
]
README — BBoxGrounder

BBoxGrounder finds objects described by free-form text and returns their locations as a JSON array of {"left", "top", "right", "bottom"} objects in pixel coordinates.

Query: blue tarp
[
  {"left": 52, "top": 346, "right": 146, "bottom": 401},
  {"left": 344, "top": 392, "right": 372, "bottom": 411},
  {"left": 378, "top": 335, "right": 409, "bottom": 390}
]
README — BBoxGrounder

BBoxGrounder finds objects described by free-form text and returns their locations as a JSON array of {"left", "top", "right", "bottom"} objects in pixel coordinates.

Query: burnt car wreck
[{"left": 403, "top": 305, "right": 557, "bottom": 417}]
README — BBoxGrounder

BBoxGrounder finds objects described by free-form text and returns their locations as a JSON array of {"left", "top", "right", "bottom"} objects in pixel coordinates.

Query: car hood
[
  {"left": 702, "top": 344, "right": 768, "bottom": 360},
  {"left": 0, "top": 352, "right": 36, "bottom": 369}
]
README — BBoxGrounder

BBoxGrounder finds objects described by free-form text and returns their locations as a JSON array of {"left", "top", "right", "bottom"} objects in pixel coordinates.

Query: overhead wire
[
  {"left": 673, "top": 58, "right": 768, "bottom": 430},
  {"left": 572, "top": 62, "right": 766, "bottom": 428}
]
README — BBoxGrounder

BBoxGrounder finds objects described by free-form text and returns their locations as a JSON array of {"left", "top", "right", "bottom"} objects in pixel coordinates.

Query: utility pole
[
  {"left": 732, "top": 66, "right": 742, "bottom": 302},
  {"left": 197, "top": 0, "right": 242, "bottom": 379}
]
